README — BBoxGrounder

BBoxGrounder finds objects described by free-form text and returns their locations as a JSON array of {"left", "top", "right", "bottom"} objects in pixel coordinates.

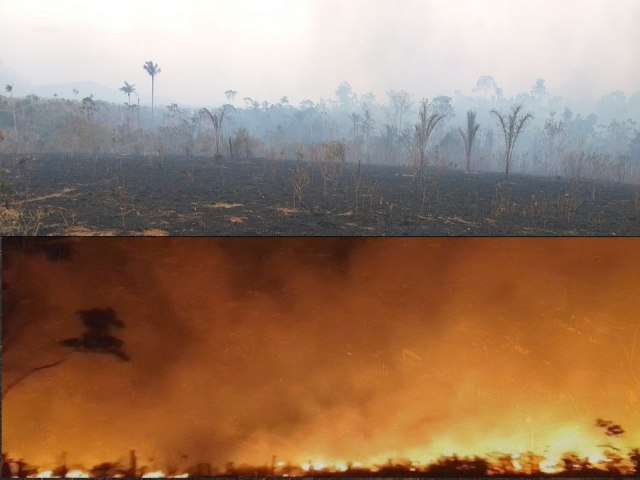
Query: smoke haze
[{"left": 1, "top": 0, "right": 638, "bottom": 105}]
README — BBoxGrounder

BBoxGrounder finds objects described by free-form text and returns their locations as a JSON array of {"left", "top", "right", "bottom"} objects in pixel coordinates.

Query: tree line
[{"left": 1, "top": 71, "right": 639, "bottom": 182}]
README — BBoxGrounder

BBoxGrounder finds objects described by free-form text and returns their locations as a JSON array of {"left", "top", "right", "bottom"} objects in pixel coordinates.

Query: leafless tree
[
  {"left": 542, "top": 112, "right": 566, "bottom": 174},
  {"left": 2, "top": 357, "right": 69, "bottom": 399},
  {"left": 415, "top": 99, "right": 447, "bottom": 175},
  {"left": 2, "top": 307, "right": 129, "bottom": 399},
  {"left": 459, "top": 110, "right": 480, "bottom": 173},
  {"left": 361, "top": 107, "right": 375, "bottom": 159},
  {"left": 491, "top": 104, "right": 534, "bottom": 181},
  {"left": 347, "top": 112, "right": 362, "bottom": 142},
  {"left": 387, "top": 89, "right": 413, "bottom": 133}
]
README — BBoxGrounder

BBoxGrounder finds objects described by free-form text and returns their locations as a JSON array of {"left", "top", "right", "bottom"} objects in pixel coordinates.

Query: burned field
[{"left": 1, "top": 154, "right": 639, "bottom": 236}]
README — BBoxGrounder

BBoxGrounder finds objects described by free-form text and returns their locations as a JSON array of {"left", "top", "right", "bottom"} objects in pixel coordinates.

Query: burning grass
[{"left": 2, "top": 445, "right": 639, "bottom": 478}]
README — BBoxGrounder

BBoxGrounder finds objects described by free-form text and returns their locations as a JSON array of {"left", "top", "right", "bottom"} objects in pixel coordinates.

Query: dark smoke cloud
[{"left": 2, "top": 238, "right": 639, "bottom": 470}]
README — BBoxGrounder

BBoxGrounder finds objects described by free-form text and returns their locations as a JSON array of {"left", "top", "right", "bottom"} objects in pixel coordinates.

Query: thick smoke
[{"left": 2, "top": 238, "right": 639, "bottom": 470}]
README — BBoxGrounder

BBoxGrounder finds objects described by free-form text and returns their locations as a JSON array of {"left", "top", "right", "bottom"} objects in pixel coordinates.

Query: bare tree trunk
[
  {"left": 505, "top": 146, "right": 511, "bottom": 181},
  {"left": 2, "top": 357, "right": 68, "bottom": 399},
  {"left": 215, "top": 124, "right": 220, "bottom": 156},
  {"left": 126, "top": 94, "right": 131, "bottom": 130},
  {"left": 11, "top": 97, "right": 17, "bottom": 137}
]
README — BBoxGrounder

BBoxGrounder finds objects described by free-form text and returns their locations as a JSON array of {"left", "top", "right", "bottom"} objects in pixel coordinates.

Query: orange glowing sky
[{"left": 2, "top": 238, "right": 639, "bottom": 472}]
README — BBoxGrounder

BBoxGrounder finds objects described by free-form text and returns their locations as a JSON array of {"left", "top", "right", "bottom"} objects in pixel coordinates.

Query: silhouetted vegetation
[
  {"left": 3, "top": 420, "right": 639, "bottom": 478},
  {"left": 2, "top": 301, "right": 129, "bottom": 399},
  {"left": 60, "top": 307, "right": 130, "bottom": 361}
]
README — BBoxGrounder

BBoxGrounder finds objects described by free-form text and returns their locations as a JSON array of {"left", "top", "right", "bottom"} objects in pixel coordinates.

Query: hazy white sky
[{"left": 1, "top": 0, "right": 638, "bottom": 106}]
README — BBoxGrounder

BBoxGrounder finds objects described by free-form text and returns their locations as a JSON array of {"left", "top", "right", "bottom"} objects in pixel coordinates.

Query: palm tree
[
  {"left": 5, "top": 84, "right": 17, "bottom": 137},
  {"left": 459, "top": 110, "right": 480, "bottom": 173},
  {"left": 120, "top": 82, "right": 136, "bottom": 129},
  {"left": 415, "top": 98, "right": 447, "bottom": 176},
  {"left": 224, "top": 89, "right": 237, "bottom": 102},
  {"left": 200, "top": 106, "right": 227, "bottom": 159},
  {"left": 490, "top": 105, "right": 534, "bottom": 181},
  {"left": 143, "top": 60, "right": 161, "bottom": 122},
  {"left": 120, "top": 81, "right": 136, "bottom": 105}
]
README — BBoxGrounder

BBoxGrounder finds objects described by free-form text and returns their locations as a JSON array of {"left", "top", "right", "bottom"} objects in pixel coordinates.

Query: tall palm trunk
[
  {"left": 504, "top": 144, "right": 511, "bottom": 181},
  {"left": 126, "top": 93, "right": 131, "bottom": 130},
  {"left": 10, "top": 95, "right": 17, "bottom": 137},
  {"left": 143, "top": 61, "right": 161, "bottom": 124},
  {"left": 459, "top": 110, "right": 480, "bottom": 174}
]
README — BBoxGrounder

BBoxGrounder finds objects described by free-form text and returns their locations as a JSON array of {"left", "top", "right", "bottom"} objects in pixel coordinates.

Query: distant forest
[{"left": 1, "top": 76, "right": 639, "bottom": 182}]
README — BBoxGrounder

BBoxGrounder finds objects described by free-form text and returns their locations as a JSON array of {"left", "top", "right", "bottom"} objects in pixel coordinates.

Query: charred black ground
[{"left": 1, "top": 155, "right": 639, "bottom": 235}]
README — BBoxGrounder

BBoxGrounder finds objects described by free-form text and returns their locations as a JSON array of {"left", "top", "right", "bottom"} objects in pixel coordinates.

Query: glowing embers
[
  {"left": 27, "top": 471, "right": 52, "bottom": 478},
  {"left": 538, "top": 454, "right": 562, "bottom": 474},
  {"left": 141, "top": 471, "right": 166, "bottom": 478},
  {"left": 64, "top": 472, "right": 89, "bottom": 479},
  {"left": 141, "top": 472, "right": 188, "bottom": 478},
  {"left": 298, "top": 460, "right": 350, "bottom": 473},
  {"left": 23, "top": 471, "right": 189, "bottom": 478}
]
